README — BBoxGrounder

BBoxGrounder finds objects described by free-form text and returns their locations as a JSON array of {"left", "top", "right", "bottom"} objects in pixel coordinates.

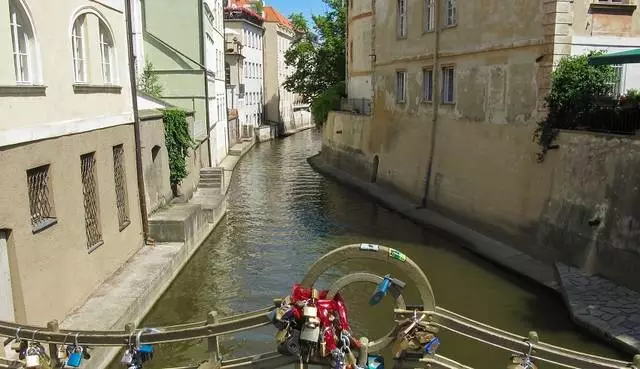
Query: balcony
[{"left": 590, "top": 0, "right": 636, "bottom": 14}]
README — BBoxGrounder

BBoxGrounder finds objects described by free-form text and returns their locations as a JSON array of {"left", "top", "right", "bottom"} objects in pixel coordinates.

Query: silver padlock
[
  {"left": 120, "top": 349, "right": 134, "bottom": 366},
  {"left": 26, "top": 346, "right": 41, "bottom": 368},
  {"left": 303, "top": 305, "right": 318, "bottom": 318},
  {"left": 300, "top": 324, "right": 320, "bottom": 343},
  {"left": 57, "top": 345, "right": 68, "bottom": 360}
]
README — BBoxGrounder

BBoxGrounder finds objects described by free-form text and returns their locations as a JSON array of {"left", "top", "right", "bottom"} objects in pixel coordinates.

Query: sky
[{"left": 265, "top": 0, "right": 326, "bottom": 23}]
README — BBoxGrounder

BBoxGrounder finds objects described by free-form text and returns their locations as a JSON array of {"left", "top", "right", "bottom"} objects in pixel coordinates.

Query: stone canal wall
[{"left": 318, "top": 111, "right": 640, "bottom": 292}]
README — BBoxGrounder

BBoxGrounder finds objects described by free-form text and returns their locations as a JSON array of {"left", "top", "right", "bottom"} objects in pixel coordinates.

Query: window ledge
[
  {"left": 32, "top": 218, "right": 57, "bottom": 234},
  {"left": 590, "top": 2, "right": 636, "bottom": 14},
  {"left": 423, "top": 29, "right": 436, "bottom": 35},
  {"left": 0, "top": 85, "right": 47, "bottom": 97},
  {"left": 73, "top": 84, "right": 122, "bottom": 94},
  {"left": 442, "top": 23, "right": 458, "bottom": 30},
  {"left": 87, "top": 240, "right": 105, "bottom": 254},
  {"left": 118, "top": 220, "right": 131, "bottom": 232}
]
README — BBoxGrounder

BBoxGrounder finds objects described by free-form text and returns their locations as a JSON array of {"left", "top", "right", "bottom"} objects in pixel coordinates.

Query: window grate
[
  {"left": 26, "top": 165, "right": 55, "bottom": 230},
  {"left": 81, "top": 152, "right": 102, "bottom": 249},
  {"left": 112, "top": 145, "right": 129, "bottom": 229}
]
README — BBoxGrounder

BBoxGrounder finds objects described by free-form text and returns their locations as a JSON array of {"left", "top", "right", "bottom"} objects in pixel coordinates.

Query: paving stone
[
  {"left": 601, "top": 313, "right": 614, "bottom": 321},
  {"left": 602, "top": 307, "right": 621, "bottom": 314},
  {"left": 610, "top": 315, "right": 627, "bottom": 327}
]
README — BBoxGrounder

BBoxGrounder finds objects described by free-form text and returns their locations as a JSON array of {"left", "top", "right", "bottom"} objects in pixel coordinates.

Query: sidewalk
[
  {"left": 308, "top": 153, "right": 640, "bottom": 354},
  {"left": 58, "top": 141, "right": 257, "bottom": 369}
]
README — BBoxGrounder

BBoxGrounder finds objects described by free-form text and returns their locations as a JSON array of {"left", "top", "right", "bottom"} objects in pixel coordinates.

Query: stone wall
[{"left": 322, "top": 111, "right": 640, "bottom": 290}]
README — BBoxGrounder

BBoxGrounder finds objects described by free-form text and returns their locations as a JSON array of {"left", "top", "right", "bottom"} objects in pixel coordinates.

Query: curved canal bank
[{"left": 127, "top": 129, "right": 623, "bottom": 369}]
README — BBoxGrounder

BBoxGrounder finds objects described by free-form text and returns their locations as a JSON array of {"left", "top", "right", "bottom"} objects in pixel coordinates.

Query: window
[
  {"left": 72, "top": 15, "right": 88, "bottom": 83},
  {"left": 112, "top": 145, "right": 130, "bottom": 230},
  {"left": 396, "top": 71, "right": 407, "bottom": 103},
  {"left": 204, "top": 3, "right": 214, "bottom": 25},
  {"left": 445, "top": 0, "right": 457, "bottom": 27},
  {"left": 397, "top": 0, "right": 407, "bottom": 38},
  {"left": 80, "top": 152, "right": 102, "bottom": 250},
  {"left": 99, "top": 21, "right": 115, "bottom": 84},
  {"left": 607, "top": 64, "right": 625, "bottom": 97},
  {"left": 225, "top": 62, "right": 230, "bottom": 84},
  {"left": 9, "top": 0, "right": 37, "bottom": 84},
  {"left": 26, "top": 164, "right": 56, "bottom": 232},
  {"left": 424, "top": 0, "right": 435, "bottom": 32},
  {"left": 422, "top": 68, "right": 433, "bottom": 102},
  {"left": 442, "top": 66, "right": 455, "bottom": 104}
]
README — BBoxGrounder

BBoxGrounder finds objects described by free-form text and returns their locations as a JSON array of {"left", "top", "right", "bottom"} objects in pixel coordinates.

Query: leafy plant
[
  {"left": 163, "top": 108, "right": 195, "bottom": 185},
  {"left": 533, "top": 51, "right": 616, "bottom": 162},
  {"left": 138, "top": 61, "right": 164, "bottom": 98},
  {"left": 311, "top": 81, "right": 345, "bottom": 125},
  {"left": 283, "top": 0, "right": 346, "bottom": 116},
  {"left": 620, "top": 89, "right": 640, "bottom": 106},
  {"left": 253, "top": 0, "right": 264, "bottom": 14}
]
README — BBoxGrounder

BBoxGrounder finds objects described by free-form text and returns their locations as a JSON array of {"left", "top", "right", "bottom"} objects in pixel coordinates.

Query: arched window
[
  {"left": 99, "top": 20, "right": 115, "bottom": 84},
  {"left": 8, "top": 0, "right": 38, "bottom": 84},
  {"left": 72, "top": 15, "right": 88, "bottom": 83}
]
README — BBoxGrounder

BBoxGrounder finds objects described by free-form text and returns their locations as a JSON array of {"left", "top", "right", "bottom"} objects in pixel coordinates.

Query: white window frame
[
  {"left": 9, "top": 0, "right": 37, "bottom": 84},
  {"left": 396, "top": 71, "right": 407, "bottom": 103},
  {"left": 422, "top": 68, "right": 433, "bottom": 102},
  {"left": 397, "top": 0, "right": 407, "bottom": 38},
  {"left": 72, "top": 15, "right": 88, "bottom": 83},
  {"left": 442, "top": 66, "right": 455, "bottom": 104},
  {"left": 607, "top": 64, "right": 626, "bottom": 97},
  {"left": 424, "top": 0, "right": 435, "bottom": 32},
  {"left": 99, "top": 21, "right": 116, "bottom": 84},
  {"left": 445, "top": 0, "right": 457, "bottom": 27}
]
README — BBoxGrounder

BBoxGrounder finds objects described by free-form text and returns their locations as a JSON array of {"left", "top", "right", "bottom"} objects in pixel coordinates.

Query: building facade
[
  {"left": 263, "top": 6, "right": 296, "bottom": 132},
  {"left": 334, "top": 0, "right": 640, "bottom": 289},
  {"left": 0, "top": 0, "right": 144, "bottom": 323},
  {"left": 139, "top": 0, "right": 228, "bottom": 167},
  {"left": 224, "top": 2, "right": 265, "bottom": 140}
]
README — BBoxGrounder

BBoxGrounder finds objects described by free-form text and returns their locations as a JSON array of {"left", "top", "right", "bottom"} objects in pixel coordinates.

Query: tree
[
  {"left": 283, "top": 0, "right": 346, "bottom": 113},
  {"left": 138, "top": 61, "right": 164, "bottom": 98}
]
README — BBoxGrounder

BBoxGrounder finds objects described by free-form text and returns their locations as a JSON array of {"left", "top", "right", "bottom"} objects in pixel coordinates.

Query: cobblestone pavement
[{"left": 555, "top": 262, "right": 640, "bottom": 353}]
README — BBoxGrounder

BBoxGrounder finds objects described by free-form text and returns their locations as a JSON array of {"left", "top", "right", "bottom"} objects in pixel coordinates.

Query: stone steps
[{"left": 198, "top": 167, "right": 224, "bottom": 189}]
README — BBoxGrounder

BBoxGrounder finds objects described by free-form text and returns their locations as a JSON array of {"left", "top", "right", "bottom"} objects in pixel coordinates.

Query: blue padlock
[
  {"left": 66, "top": 346, "right": 83, "bottom": 367},
  {"left": 423, "top": 337, "right": 440, "bottom": 355},
  {"left": 367, "top": 354, "right": 384, "bottom": 369},
  {"left": 369, "top": 275, "right": 392, "bottom": 306},
  {"left": 138, "top": 344, "right": 153, "bottom": 354}
]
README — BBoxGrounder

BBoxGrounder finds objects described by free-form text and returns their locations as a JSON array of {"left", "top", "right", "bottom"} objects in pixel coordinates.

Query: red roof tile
[{"left": 263, "top": 6, "right": 293, "bottom": 29}]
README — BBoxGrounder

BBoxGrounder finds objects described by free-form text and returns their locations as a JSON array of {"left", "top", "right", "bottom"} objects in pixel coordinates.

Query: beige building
[
  {"left": 332, "top": 0, "right": 640, "bottom": 288},
  {"left": 0, "top": 0, "right": 144, "bottom": 324}
]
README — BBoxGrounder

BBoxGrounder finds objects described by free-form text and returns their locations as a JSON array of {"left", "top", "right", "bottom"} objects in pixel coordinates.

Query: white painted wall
[
  {"left": 572, "top": 36, "right": 640, "bottom": 93},
  {"left": 240, "top": 22, "right": 265, "bottom": 130},
  {"left": 0, "top": 231, "right": 15, "bottom": 322}
]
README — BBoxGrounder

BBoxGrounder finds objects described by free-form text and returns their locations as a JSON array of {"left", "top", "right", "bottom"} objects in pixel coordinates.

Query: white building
[
  {"left": 204, "top": 0, "right": 229, "bottom": 166},
  {"left": 224, "top": 2, "right": 265, "bottom": 139}
]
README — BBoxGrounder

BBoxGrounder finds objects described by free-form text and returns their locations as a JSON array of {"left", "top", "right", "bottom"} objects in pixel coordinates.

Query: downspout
[
  {"left": 200, "top": 0, "right": 213, "bottom": 167},
  {"left": 421, "top": 0, "right": 442, "bottom": 207},
  {"left": 124, "top": 0, "right": 150, "bottom": 242}
]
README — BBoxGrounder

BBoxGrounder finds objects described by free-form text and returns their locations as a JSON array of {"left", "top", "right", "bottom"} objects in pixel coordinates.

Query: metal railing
[
  {"left": 339, "top": 98, "right": 372, "bottom": 116},
  {"left": 550, "top": 105, "right": 640, "bottom": 135},
  {"left": 0, "top": 244, "right": 638, "bottom": 369}
]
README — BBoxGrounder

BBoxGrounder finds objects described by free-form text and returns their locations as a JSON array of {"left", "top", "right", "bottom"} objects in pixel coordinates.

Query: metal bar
[{"left": 394, "top": 309, "right": 631, "bottom": 369}]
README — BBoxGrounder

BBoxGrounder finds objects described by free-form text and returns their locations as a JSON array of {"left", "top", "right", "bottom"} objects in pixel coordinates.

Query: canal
[{"left": 133, "top": 129, "right": 622, "bottom": 369}]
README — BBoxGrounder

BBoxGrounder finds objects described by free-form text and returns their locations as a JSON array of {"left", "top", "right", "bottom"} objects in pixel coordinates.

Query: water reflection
[{"left": 125, "top": 129, "right": 622, "bottom": 369}]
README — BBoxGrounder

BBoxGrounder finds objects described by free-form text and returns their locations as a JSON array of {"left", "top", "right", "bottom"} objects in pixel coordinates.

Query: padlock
[
  {"left": 57, "top": 345, "right": 68, "bottom": 360},
  {"left": 331, "top": 349, "right": 345, "bottom": 369},
  {"left": 423, "top": 337, "right": 440, "bottom": 355},
  {"left": 26, "top": 346, "right": 41, "bottom": 368},
  {"left": 345, "top": 348, "right": 357, "bottom": 367},
  {"left": 138, "top": 345, "right": 154, "bottom": 363},
  {"left": 303, "top": 305, "right": 318, "bottom": 318},
  {"left": 278, "top": 329, "right": 301, "bottom": 357},
  {"left": 367, "top": 355, "right": 384, "bottom": 369},
  {"left": 120, "top": 348, "right": 134, "bottom": 366},
  {"left": 369, "top": 275, "right": 392, "bottom": 306},
  {"left": 66, "top": 346, "right": 83, "bottom": 367},
  {"left": 300, "top": 324, "right": 320, "bottom": 343},
  {"left": 11, "top": 339, "right": 22, "bottom": 352},
  {"left": 275, "top": 328, "right": 288, "bottom": 344}
]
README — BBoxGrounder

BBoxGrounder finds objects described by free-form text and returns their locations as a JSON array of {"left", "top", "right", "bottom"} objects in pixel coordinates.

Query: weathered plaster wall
[{"left": 347, "top": 0, "right": 373, "bottom": 99}]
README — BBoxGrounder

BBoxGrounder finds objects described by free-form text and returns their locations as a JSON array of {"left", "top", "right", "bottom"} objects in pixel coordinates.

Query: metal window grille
[
  {"left": 81, "top": 152, "right": 102, "bottom": 249},
  {"left": 112, "top": 145, "right": 130, "bottom": 229},
  {"left": 26, "top": 165, "right": 55, "bottom": 230}
]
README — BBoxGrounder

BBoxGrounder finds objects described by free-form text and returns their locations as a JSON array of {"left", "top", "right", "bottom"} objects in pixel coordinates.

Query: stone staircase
[{"left": 198, "top": 167, "right": 224, "bottom": 190}]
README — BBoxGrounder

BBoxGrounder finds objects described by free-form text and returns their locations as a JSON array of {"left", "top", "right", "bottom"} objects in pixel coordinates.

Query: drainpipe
[
  {"left": 200, "top": 0, "right": 213, "bottom": 168},
  {"left": 421, "top": 0, "right": 442, "bottom": 207},
  {"left": 124, "top": 0, "right": 150, "bottom": 242}
]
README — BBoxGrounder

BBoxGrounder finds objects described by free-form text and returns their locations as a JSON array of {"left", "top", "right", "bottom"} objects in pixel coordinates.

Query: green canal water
[{"left": 113, "top": 129, "right": 624, "bottom": 369}]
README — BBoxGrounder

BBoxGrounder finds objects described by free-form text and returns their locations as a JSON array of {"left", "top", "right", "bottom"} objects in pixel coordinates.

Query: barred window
[
  {"left": 26, "top": 164, "right": 56, "bottom": 232},
  {"left": 80, "top": 152, "right": 103, "bottom": 250},
  {"left": 112, "top": 145, "right": 130, "bottom": 230}
]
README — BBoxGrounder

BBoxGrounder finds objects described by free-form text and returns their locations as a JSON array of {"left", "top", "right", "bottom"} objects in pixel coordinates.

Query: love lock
[
  {"left": 25, "top": 345, "right": 41, "bottom": 368},
  {"left": 66, "top": 334, "right": 84, "bottom": 368},
  {"left": 369, "top": 275, "right": 406, "bottom": 306},
  {"left": 507, "top": 342, "right": 537, "bottom": 369}
]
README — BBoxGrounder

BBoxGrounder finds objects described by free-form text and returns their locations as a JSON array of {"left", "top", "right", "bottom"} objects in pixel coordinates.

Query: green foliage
[
  {"left": 311, "top": 81, "right": 345, "bottom": 125},
  {"left": 163, "top": 108, "right": 195, "bottom": 185},
  {"left": 283, "top": 0, "right": 346, "bottom": 111},
  {"left": 253, "top": 0, "right": 264, "bottom": 14},
  {"left": 138, "top": 61, "right": 164, "bottom": 98},
  {"left": 621, "top": 89, "right": 640, "bottom": 105},
  {"left": 533, "top": 51, "right": 616, "bottom": 162}
]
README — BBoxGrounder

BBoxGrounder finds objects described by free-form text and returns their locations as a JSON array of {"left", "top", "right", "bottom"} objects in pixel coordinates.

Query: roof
[
  {"left": 588, "top": 48, "right": 640, "bottom": 65},
  {"left": 225, "top": 0, "right": 263, "bottom": 21},
  {"left": 264, "top": 6, "right": 293, "bottom": 29}
]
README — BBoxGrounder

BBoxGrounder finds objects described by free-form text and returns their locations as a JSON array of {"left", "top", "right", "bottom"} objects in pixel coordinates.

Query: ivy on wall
[{"left": 162, "top": 108, "right": 195, "bottom": 185}]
